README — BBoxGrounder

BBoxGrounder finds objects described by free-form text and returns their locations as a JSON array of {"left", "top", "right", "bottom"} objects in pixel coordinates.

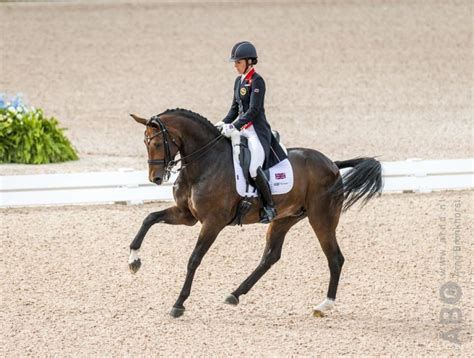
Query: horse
[{"left": 128, "top": 109, "right": 382, "bottom": 318}]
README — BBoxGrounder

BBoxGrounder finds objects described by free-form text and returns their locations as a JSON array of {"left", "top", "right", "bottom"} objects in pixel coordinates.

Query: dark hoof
[
  {"left": 129, "top": 259, "right": 141, "bottom": 274},
  {"left": 169, "top": 306, "right": 185, "bottom": 318},
  {"left": 313, "top": 309, "right": 326, "bottom": 318},
  {"left": 225, "top": 294, "right": 239, "bottom": 306}
]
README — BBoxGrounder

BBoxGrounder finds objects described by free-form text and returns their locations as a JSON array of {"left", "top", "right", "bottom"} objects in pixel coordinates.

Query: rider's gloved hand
[
  {"left": 214, "top": 121, "right": 225, "bottom": 129},
  {"left": 221, "top": 123, "right": 238, "bottom": 137}
]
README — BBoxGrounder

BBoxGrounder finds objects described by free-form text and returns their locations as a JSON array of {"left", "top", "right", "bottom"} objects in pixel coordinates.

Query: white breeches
[{"left": 241, "top": 125, "right": 265, "bottom": 178}]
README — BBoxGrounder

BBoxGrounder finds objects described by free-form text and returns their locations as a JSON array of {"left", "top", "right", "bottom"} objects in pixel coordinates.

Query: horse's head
[{"left": 131, "top": 113, "right": 180, "bottom": 185}]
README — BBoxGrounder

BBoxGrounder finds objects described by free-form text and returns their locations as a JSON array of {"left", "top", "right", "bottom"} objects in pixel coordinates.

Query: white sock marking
[
  {"left": 313, "top": 298, "right": 335, "bottom": 312},
  {"left": 128, "top": 249, "right": 140, "bottom": 264}
]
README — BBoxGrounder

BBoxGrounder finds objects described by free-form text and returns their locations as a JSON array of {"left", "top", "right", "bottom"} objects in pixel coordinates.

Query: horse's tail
[{"left": 329, "top": 157, "right": 383, "bottom": 211}]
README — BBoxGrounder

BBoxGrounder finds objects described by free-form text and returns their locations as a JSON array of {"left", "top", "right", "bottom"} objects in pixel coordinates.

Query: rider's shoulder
[{"left": 251, "top": 72, "right": 265, "bottom": 86}]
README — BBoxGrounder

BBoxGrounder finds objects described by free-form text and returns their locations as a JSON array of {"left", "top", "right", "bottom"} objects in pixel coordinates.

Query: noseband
[{"left": 144, "top": 115, "right": 224, "bottom": 181}]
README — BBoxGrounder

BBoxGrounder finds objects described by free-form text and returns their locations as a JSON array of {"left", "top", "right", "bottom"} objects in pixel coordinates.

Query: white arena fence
[{"left": 0, "top": 159, "right": 472, "bottom": 208}]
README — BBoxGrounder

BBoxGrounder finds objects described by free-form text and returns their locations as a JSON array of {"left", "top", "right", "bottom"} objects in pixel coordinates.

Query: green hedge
[{"left": 0, "top": 106, "right": 79, "bottom": 164}]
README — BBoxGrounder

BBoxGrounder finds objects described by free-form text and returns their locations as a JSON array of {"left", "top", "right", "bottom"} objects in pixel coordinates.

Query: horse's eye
[{"left": 155, "top": 143, "right": 161, "bottom": 149}]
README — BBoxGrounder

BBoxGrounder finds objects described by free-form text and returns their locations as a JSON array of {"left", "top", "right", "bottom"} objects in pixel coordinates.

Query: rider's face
[{"left": 234, "top": 59, "right": 248, "bottom": 74}]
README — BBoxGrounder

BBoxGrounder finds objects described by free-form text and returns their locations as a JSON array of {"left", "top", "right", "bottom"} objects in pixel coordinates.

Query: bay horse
[{"left": 129, "top": 109, "right": 382, "bottom": 318}]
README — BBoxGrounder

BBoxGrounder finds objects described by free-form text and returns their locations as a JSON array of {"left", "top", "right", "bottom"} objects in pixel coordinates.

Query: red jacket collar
[{"left": 243, "top": 68, "right": 255, "bottom": 82}]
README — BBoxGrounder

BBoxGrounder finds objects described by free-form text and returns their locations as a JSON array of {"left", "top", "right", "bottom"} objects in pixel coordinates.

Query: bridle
[{"left": 144, "top": 115, "right": 224, "bottom": 181}]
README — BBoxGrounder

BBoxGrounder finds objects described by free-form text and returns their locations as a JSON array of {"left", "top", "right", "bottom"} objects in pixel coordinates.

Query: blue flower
[
  {"left": 11, "top": 94, "right": 25, "bottom": 110},
  {"left": 0, "top": 93, "right": 6, "bottom": 109},
  {"left": 0, "top": 93, "right": 30, "bottom": 111}
]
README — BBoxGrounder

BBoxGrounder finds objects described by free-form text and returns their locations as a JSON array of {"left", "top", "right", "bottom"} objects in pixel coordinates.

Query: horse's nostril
[{"left": 152, "top": 176, "right": 162, "bottom": 184}]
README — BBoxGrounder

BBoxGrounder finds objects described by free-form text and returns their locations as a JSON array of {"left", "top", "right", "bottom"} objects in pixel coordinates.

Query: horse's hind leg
[
  {"left": 129, "top": 206, "right": 196, "bottom": 273},
  {"left": 225, "top": 215, "right": 302, "bottom": 306},
  {"left": 307, "top": 197, "right": 345, "bottom": 317}
]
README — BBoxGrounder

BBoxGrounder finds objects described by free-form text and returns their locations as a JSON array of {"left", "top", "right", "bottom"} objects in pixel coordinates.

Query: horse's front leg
[
  {"left": 170, "top": 221, "right": 225, "bottom": 318},
  {"left": 129, "top": 206, "right": 197, "bottom": 273}
]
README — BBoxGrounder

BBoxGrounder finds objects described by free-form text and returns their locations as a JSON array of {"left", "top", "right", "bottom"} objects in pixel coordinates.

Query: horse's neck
[
  {"left": 176, "top": 122, "right": 231, "bottom": 178},
  {"left": 179, "top": 128, "right": 219, "bottom": 158}
]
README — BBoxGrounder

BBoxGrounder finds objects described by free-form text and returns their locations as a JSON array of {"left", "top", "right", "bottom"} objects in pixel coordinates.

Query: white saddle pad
[{"left": 233, "top": 157, "right": 294, "bottom": 197}]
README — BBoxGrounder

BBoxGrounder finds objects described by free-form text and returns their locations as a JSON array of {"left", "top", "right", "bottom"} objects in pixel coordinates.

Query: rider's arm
[
  {"left": 233, "top": 77, "right": 265, "bottom": 130},
  {"left": 222, "top": 78, "right": 239, "bottom": 124}
]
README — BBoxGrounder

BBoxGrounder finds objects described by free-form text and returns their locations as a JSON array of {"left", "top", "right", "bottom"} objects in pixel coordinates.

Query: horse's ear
[{"left": 130, "top": 113, "right": 147, "bottom": 126}]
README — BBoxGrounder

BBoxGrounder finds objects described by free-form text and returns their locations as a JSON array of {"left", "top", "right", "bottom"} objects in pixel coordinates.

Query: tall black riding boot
[{"left": 254, "top": 167, "right": 277, "bottom": 223}]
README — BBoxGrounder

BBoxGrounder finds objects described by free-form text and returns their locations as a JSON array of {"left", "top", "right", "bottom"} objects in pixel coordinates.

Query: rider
[{"left": 217, "top": 41, "right": 277, "bottom": 223}]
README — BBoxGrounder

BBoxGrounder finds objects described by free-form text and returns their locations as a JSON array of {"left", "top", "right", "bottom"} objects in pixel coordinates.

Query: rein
[{"left": 145, "top": 115, "right": 224, "bottom": 180}]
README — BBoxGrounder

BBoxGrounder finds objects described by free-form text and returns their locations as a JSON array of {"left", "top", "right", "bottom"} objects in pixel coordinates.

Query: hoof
[
  {"left": 224, "top": 294, "right": 239, "bottom": 306},
  {"left": 312, "top": 309, "right": 326, "bottom": 318},
  {"left": 169, "top": 306, "right": 185, "bottom": 318},
  {"left": 129, "top": 258, "right": 141, "bottom": 274}
]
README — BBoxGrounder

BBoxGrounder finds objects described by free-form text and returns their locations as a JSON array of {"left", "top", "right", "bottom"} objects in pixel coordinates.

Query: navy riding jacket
[{"left": 222, "top": 69, "right": 286, "bottom": 168}]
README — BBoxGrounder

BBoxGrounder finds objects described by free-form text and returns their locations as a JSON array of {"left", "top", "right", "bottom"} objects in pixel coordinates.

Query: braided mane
[{"left": 157, "top": 108, "right": 221, "bottom": 136}]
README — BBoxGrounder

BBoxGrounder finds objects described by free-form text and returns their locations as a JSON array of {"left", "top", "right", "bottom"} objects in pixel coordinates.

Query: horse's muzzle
[{"left": 151, "top": 176, "right": 163, "bottom": 185}]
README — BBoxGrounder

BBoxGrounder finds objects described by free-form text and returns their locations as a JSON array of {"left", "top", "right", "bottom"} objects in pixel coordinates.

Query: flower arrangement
[{"left": 0, "top": 94, "right": 79, "bottom": 164}]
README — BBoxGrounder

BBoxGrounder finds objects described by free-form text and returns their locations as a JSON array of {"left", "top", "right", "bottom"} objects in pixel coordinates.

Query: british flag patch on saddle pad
[{"left": 232, "top": 157, "right": 294, "bottom": 197}]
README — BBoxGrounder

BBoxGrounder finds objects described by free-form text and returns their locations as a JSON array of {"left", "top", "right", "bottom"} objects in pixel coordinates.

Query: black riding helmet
[{"left": 229, "top": 41, "right": 258, "bottom": 63}]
